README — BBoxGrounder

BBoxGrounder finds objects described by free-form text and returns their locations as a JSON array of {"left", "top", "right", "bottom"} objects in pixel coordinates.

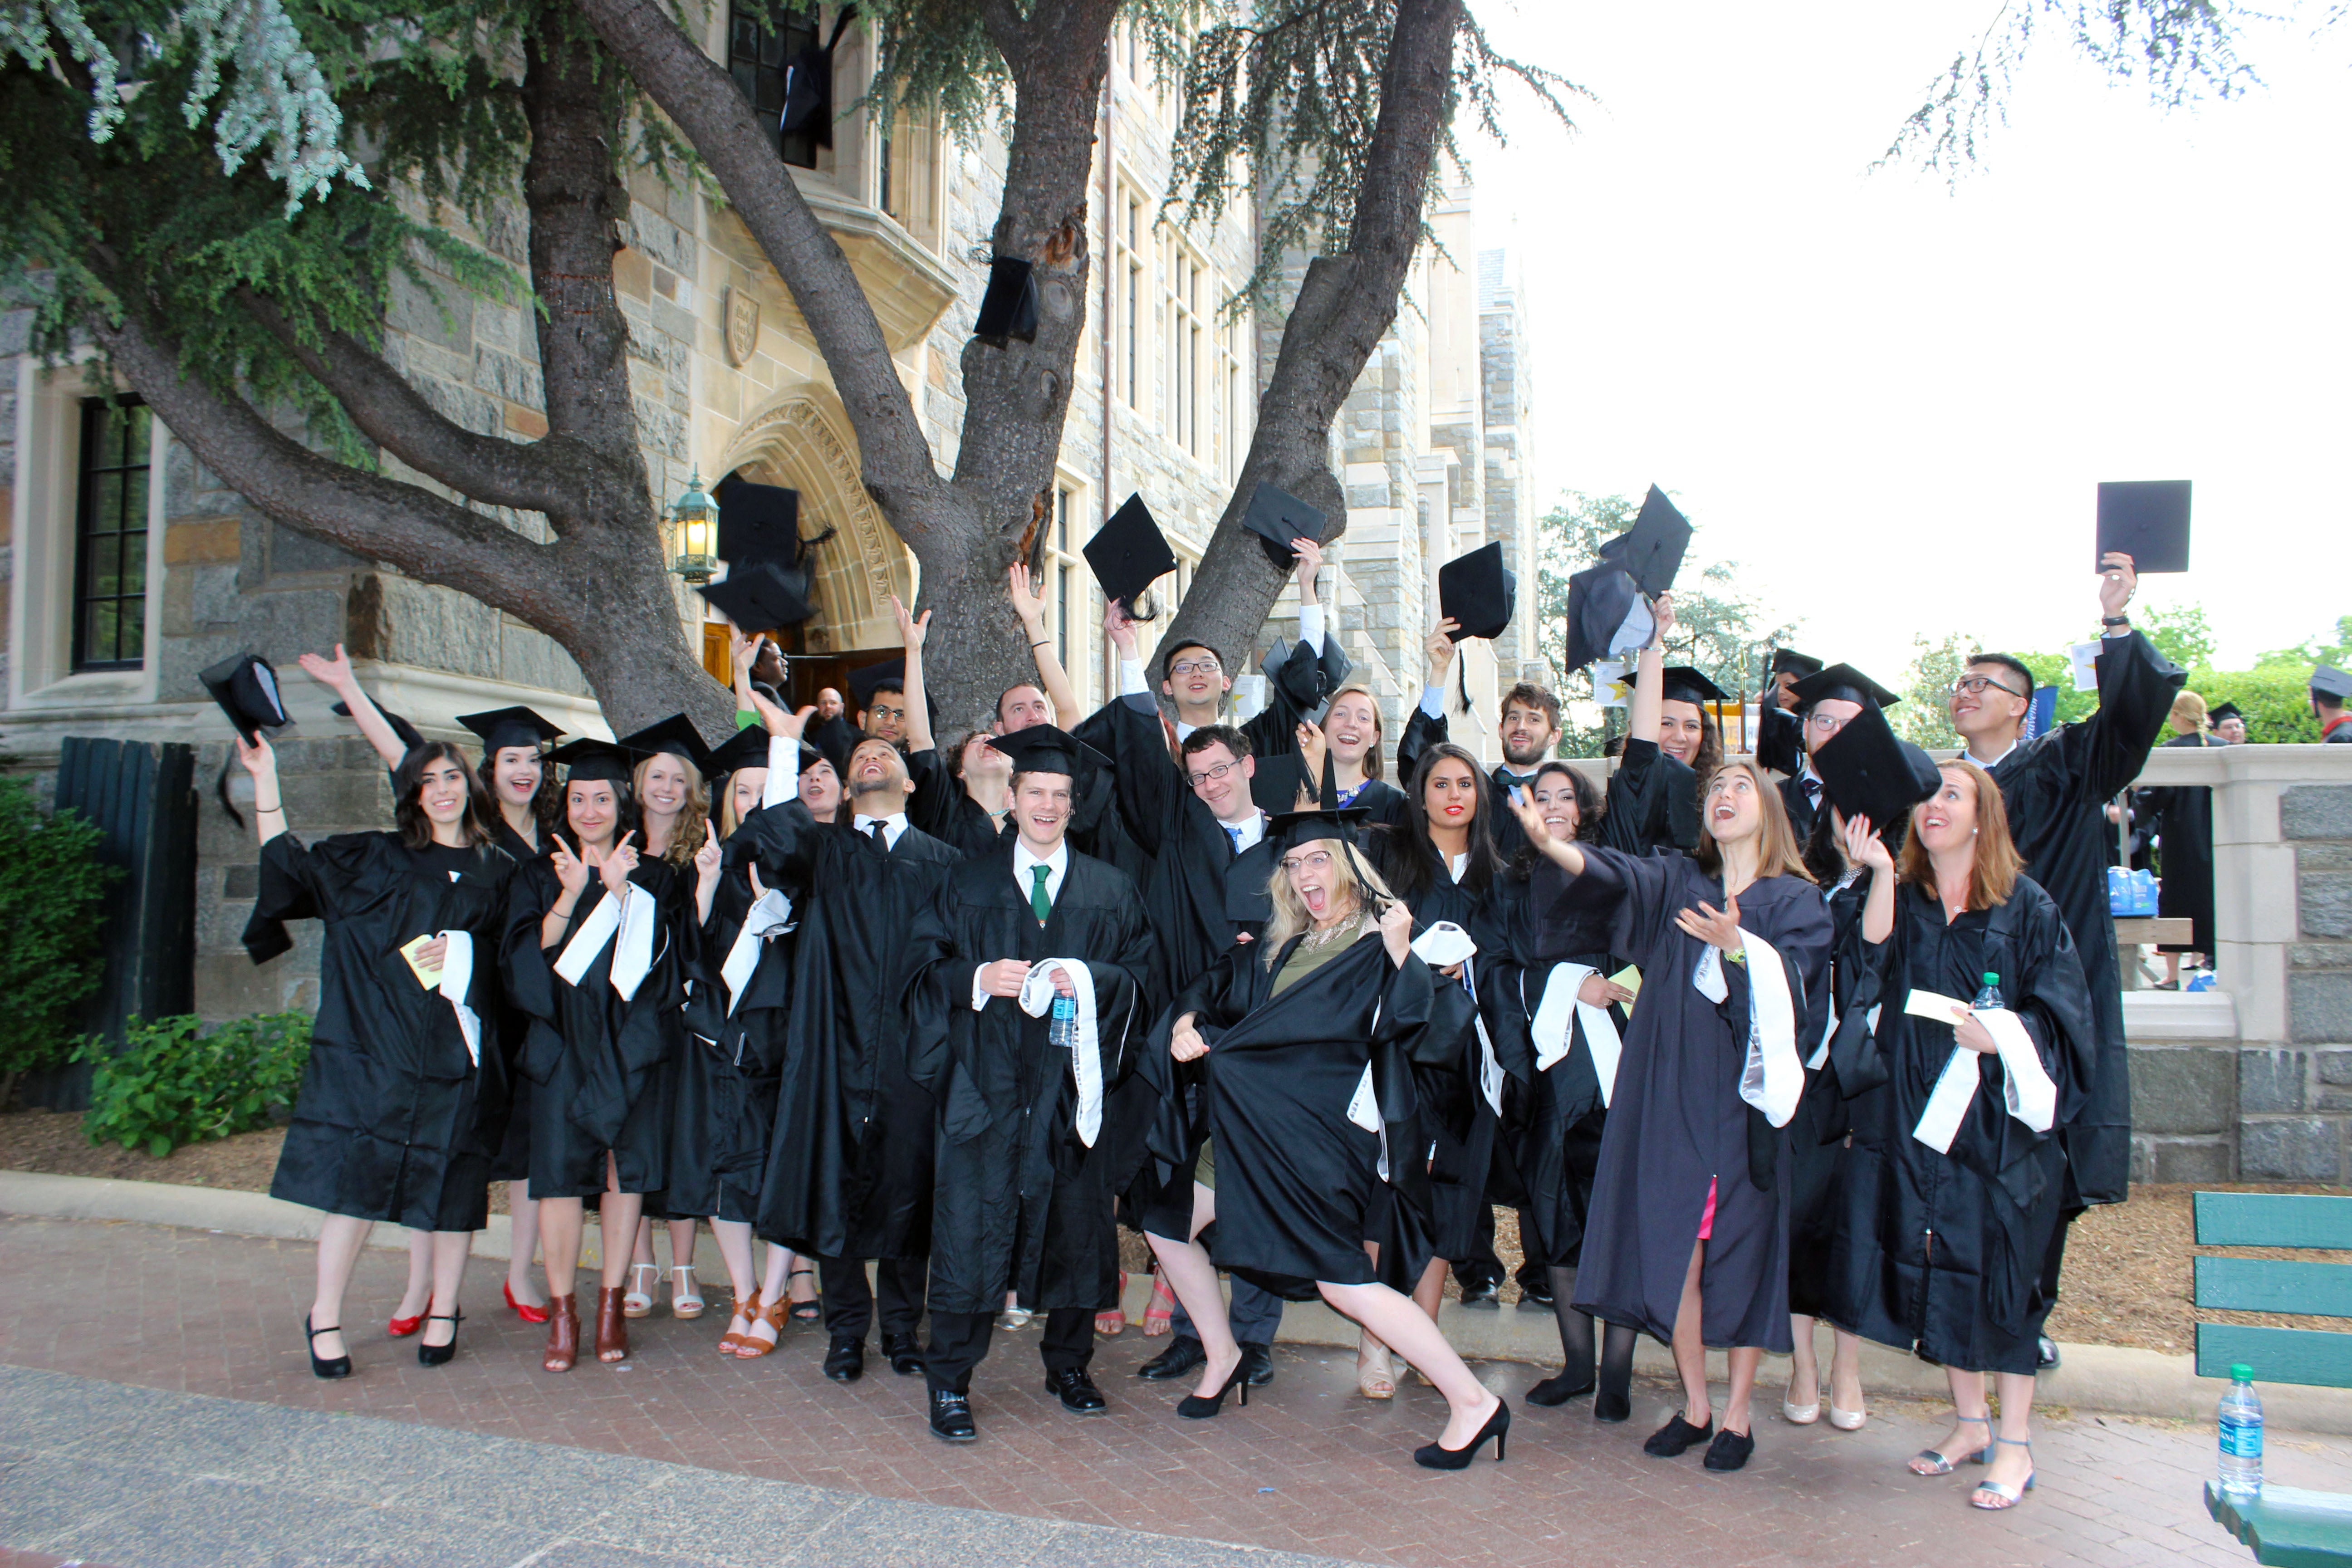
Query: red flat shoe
[
  {"left": 388, "top": 1310, "right": 425, "bottom": 1338},
  {"left": 505, "top": 1280, "right": 551, "bottom": 1325}
]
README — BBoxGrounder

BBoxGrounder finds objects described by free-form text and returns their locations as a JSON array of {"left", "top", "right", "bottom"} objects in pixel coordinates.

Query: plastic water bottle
[
  {"left": 1049, "top": 992, "right": 1077, "bottom": 1054},
  {"left": 1971, "top": 972, "right": 2002, "bottom": 1012},
  {"left": 2107, "top": 865, "right": 2131, "bottom": 915},
  {"left": 2218, "top": 1363, "right": 2264, "bottom": 1499}
]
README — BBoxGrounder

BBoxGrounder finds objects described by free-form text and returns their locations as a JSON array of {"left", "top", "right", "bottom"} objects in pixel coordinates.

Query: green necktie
[{"left": 1030, "top": 864, "right": 1053, "bottom": 925}]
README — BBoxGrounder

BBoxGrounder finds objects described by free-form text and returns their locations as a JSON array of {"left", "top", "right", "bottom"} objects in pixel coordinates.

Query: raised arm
[
  {"left": 1394, "top": 618, "right": 1460, "bottom": 782},
  {"left": 894, "top": 594, "right": 937, "bottom": 753},
  {"left": 234, "top": 734, "right": 291, "bottom": 848},
  {"left": 1627, "top": 592, "right": 1672, "bottom": 755},
  {"left": 1011, "top": 563, "right": 1082, "bottom": 729},
  {"left": 2077, "top": 553, "right": 2188, "bottom": 799},
  {"left": 297, "top": 644, "right": 408, "bottom": 771},
  {"left": 1506, "top": 780, "right": 1588, "bottom": 877},
  {"left": 1844, "top": 815, "right": 1898, "bottom": 944}
]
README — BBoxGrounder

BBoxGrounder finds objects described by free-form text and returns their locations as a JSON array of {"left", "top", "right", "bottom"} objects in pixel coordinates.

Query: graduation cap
[
  {"left": 1811, "top": 703, "right": 1941, "bottom": 833},
  {"left": 698, "top": 561, "right": 817, "bottom": 632},
  {"left": 2208, "top": 701, "right": 2244, "bottom": 725},
  {"left": 2313, "top": 666, "right": 2352, "bottom": 703},
  {"left": 2095, "top": 480, "right": 2191, "bottom": 575},
  {"left": 985, "top": 723, "right": 1105, "bottom": 779},
  {"left": 1597, "top": 485, "right": 1692, "bottom": 596},
  {"left": 974, "top": 256, "right": 1039, "bottom": 345},
  {"left": 704, "top": 725, "right": 774, "bottom": 779},
  {"left": 458, "top": 706, "right": 563, "bottom": 755},
  {"left": 331, "top": 698, "right": 424, "bottom": 752},
  {"left": 550, "top": 737, "right": 633, "bottom": 785},
  {"left": 1267, "top": 805, "right": 1373, "bottom": 856},
  {"left": 1240, "top": 480, "right": 1326, "bottom": 569},
  {"left": 1083, "top": 493, "right": 1178, "bottom": 615},
  {"left": 1563, "top": 564, "right": 1653, "bottom": 672},
  {"left": 847, "top": 657, "right": 906, "bottom": 716},
  {"left": 1248, "top": 752, "right": 1313, "bottom": 818},
  {"left": 1790, "top": 662, "right": 1901, "bottom": 715},
  {"left": 1437, "top": 541, "right": 1517, "bottom": 643},
  {"left": 779, "top": 6, "right": 853, "bottom": 144},
  {"left": 614, "top": 713, "right": 713, "bottom": 774},
  {"left": 1771, "top": 648, "right": 1824, "bottom": 680},
  {"left": 199, "top": 652, "right": 291, "bottom": 744},
  {"left": 712, "top": 473, "right": 804, "bottom": 569},
  {"left": 1661, "top": 666, "right": 1728, "bottom": 708}
]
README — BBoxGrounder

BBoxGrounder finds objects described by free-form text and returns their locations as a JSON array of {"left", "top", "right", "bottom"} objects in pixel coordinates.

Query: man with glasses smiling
[
  {"left": 1778, "top": 663, "right": 1901, "bottom": 843},
  {"left": 1946, "top": 549, "right": 2183, "bottom": 1367}
]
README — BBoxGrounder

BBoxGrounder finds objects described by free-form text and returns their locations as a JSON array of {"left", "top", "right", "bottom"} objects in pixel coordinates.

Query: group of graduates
[{"left": 225, "top": 525, "right": 2187, "bottom": 1499}]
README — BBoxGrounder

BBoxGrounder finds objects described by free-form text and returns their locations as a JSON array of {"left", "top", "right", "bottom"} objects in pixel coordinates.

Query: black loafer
[
  {"left": 1702, "top": 1426, "right": 1755, "bottom": 1472},
  {"left": 1046, "top": 1367, "right": 1107, "bottom": 1414},
  {"left": 823, "top": 1334, "right": 866, "bottom": 1383},
  {"left": 882, "top": 1332, "right": 924, "bottom": 1376},
  {"left": 928, "top": 1389, "right": 976, "bottom": 1441},
  {"left": 1594, "top": 1386, "right": 1634, "bottom": 1424},
  {"left": 1239, "top": 1342, "right": 1275, "bottom": 1388},
  {"left": 1517, "top": 1277, "right": 1554, "bottom": 1308},
  {"left": 1137, "top": 1336, "right": 1206, "bottom": 1380},
  {"left": 1457, "top": 1279, "right": 1501, "bottom": 1309},
  {"left": 1524, "top": 1369, "right": 1594, "bottom": 1407},
  {"left": 1643, "top": 1412, "right": 1714, "bottom": 1457}
]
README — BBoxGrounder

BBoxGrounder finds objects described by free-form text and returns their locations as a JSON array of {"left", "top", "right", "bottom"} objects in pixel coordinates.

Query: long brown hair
[
  {"left": 394, "top": 742, "right": 499, "bottom": 852},
  {"left": 1693, "top": 759, "right": 1813, "bottom": 884},
  {"left": 632, "top": 753, "right": 710, "bottom": 868},
  {"left": 1898, "top": 759, "right": 2021, "bottom": 910},
  {"left": 1325, "top": 684, "right": 1385, "bottom": 781}
]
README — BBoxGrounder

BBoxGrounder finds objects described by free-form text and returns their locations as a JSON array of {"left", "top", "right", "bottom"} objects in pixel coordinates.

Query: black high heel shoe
[
  {"left": 417, "top": 1309, "right": 463, "bottom": 1367},
  {"left": 1176, "top": 1357, "right": 1251, "bottom": 1420},
  {"left": 1414, "top": 1397, "right": 1511, "bottom": 1470},
  {"left": 305, "top": 1314, "right": 352, "bottom": 1380}
]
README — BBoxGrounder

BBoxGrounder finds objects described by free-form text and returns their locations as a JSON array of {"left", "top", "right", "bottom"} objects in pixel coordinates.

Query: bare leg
[
  {"left": 1319, "top": 1280, "right": 1500, "bottom": 1449},
  {"left": 1724, "top": 1346, "right": 1762, "bottom": 1436},
  {"left": 393, "top": 1230, "right": 431, "bottom": 1323},
  {"left": 421, "top": 1230, "right": 470, "bottom": 1350},
  {"left": 307, "top": 1214, "right": 375, "bottom": 1362},
  {"left": 1670, "top": 1239, "right": 1712, "bottom": 1427},
  {"left": 539, "top": 1196, "right": 583, "bottom": 1300},
  {"left": 1411, "top": 1255, "right": 1449, "bottom": 1322},
  {"left": 599, "top": 1191, "right": 646, "bottom": 1290},
  {"left": 1143, "top": 1184, "right": 1241, "bottom": 1400},
  {"left": 1355, "top": 1238, "right": 1392, "bottom": 1385},
  {"left": 739, "top": 1241, "right": 796, "bottom": 1354},
  {"left": 1979, "top": 1372, "right": 2038, "bottom": 1496},
  {"left": 1917, "top": 1367, "right": 1996, "bottom": 1472},
  {"left": 1786, "top": 1313, "right": 1819, "bottom": 1411},
  {"left": 1828, "top": 1326, "right": 1867, "bottom": 1418},
  {"left": 710, "top": 1220, "right": 757, "bottom": 1307},
  {"left": 505, "top": 1181, "right": 545, "bottom": 1309},
  {"left": 666, "top": 1218, "right": 703, "bottom": 1313}
]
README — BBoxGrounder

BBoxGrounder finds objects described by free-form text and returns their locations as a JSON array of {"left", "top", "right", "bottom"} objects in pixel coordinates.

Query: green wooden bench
[{"left": 2195, "top": 1191, "right": 2352, "bottom": 1567}]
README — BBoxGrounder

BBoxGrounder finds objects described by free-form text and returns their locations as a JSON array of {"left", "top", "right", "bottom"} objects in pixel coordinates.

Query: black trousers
[
  {"left": 818, "top": 1254, "right": 927, "bottom": 1342},
  {"left": 924, "top": 1306, "right": 1092, "bottom": 1394},
  {"left": 1450, "top": 1203, "right": 1507, "bottom": 1291}
]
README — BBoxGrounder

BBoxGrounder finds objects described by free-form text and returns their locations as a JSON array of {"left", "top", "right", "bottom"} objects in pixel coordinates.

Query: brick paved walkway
[{"left": 3, "top": 1215, "right": 2341, "bottom": 1567}]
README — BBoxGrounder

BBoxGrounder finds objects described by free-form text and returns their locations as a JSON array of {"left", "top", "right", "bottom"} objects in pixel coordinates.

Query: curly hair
[
  {"left": 632, "top": 753, "right": 710, "bottom": 869},
  {"left": 476, "top": 743, "right": 562, "bottom": 840}
]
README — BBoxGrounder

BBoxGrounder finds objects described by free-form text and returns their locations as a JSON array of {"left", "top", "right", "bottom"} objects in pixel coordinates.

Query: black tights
[{"left": 1547, "top": 1264, "right": 1636, "bottom": 1398}]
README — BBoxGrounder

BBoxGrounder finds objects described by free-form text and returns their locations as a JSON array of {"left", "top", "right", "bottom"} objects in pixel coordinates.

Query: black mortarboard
[
  {"left": 1563, "top": 564, "right": 1652, "bottom": 671},
  {"left": 2313, "top": 666, "right": 2352, "bottom": 702},
  {"left": 848, "top": 658, "right": 906, "bottom": 714},
  {"left": 199, "top": 653, "right": 291, "bottom": 744},
  {"left": 1248, "top": 752, "right": 1313, "bottom": 818},
  {"left": 1597, "top": 485, "right": 1692, "bottom": 596},
  {"left": 698, "top": 561, "right": 817, "bottom": 631},
  {"left": 2208, "top": 701, "right": 2244, "bottom": 724},
  {"left": 1811, "top": 703, "right": 1941, "bottom": 833},
  {"left": 779, "top": 7, "right": 851, "bottom": 143},
  {"left": 1771, "top": 648, "right": 1823, "bottom": 680},
  {"left": 1083, "top": 493, "right": 1178, "bottom": 611},
  {"left": 974, "top": 256, "right": 1039, "bottom": 345},
  {"left": 985, "top": 723, "right": 1104, "bottom": 779},
  {"left": 1661, "top": 666, "right": 1728, "bottom": 707},
  {"left": 2096, "top": 480, "right": 2192, "bottom": 574},
  {"left": 1790, "top": 662, "right": 1901, "bottom": 714},
  {"left": 457, "top": 705, "right": 563, "bottom": 754},
  {"left": 712, "top": 473, "right": 803, "bottom": 569},
  {"left": 705, "top": 725, "right": 773, "bottom": 778},
  {"left": 614, "top": 713, "right": 713, "bottom": 774},
  {"left": 550, "top": 737, "right": 632, "bottom": 785},
  {"left": 1267, "top": 805, "right": 1372, "bottom": 855},
  {"left": 1438, "top": 541, "right": 1517, "bottom": 643},
  {"left": 1239, "top": 480, "right": 1326, "bottom": 569},
  {"left": 331, "top": 699, "right": 424, "bottom": 751}
]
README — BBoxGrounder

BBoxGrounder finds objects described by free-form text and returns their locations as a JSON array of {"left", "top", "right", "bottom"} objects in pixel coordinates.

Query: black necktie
[{"left": 867, "top": 818, "right": 887, "bottom": 847}]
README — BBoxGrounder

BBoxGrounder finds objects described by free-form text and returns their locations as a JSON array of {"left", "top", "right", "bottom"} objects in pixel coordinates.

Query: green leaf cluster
[
  {"left": 76, "top": 1010, "right": 313, "bottom": 1156},
  {"left": 0, "top": 774, "right": 119, "bottom": 1084}
]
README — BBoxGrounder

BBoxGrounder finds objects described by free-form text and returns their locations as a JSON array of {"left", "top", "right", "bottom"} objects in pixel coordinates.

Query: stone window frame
[
  {"left": 1158, "top": 229, "right": 1234, "bottom": 474},
  {"left": 726, "top": 1, "right": 822, "bottom": 172},
  {"left": 70, "top": 394, "right": 152, "bottom": 672},
  {"left": 8, "top": 359, "right": 169, "bottom": 709},
  {"left": 1114, "top": 180, "right": 1152, "bottom": 416}
]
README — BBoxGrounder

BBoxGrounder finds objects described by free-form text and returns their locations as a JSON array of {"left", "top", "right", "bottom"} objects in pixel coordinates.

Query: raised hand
[
  {"left": 1009, "top": 562, "right": 1049, "bottom": 631},
  {"left": 1674, "top": 890, "right": 1743, "bottom": 954},
  {"left": 234, "top": 732, "right": 277, "bottom": 779},
  {"left": 1426, "top": 618, "right": 1460, "bottom": 682},
  {"left": 1293, "top": 537, "right": 1325, "bottom": 599},
  {"left": 892, "top": 593, "right": 931, "bottom": 652},
  {"left": 1650, "top": 592, "right": 1677, "bottom": 649},
  {"left": 295, "top": 643, "right": 360, "bottom": 696},
  {"left": 747, "top": 686, "right": 813, "bottom": 740},
  {"left": 1295, "top": 716, "right": 1328, "bottom": 779},
  {"left": 2098, "top": 551, "right": 2137, "bottom": 620},
  {"left": 598, "top": 830, "right": 639, "bottom": 895},
  {"left": 694, "top": 819, "right": 723, "bottom": 882},
  {"left": 550, "top": 837, "right": 591, "bottom": 899},
  {"left": 1102, "top": 594, "right": 1140, "bottom": 657},
  {"left": 1379, "top": 898, "right": 1415, "bottom": 965},
  {"left": 1843, "top": 813, "right": 1895, "bottom": 875},
  {"left": 729, "top": 628, "right": 758, "bottom": 688}
]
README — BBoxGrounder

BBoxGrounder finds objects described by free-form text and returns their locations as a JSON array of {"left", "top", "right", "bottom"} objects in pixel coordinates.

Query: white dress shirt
[
  {"left": 854, "top": 811, "right": 909, "bottom": 851},
  {"left": 972, "top": 838, "right": 1071, "bottom": 1010},
  {"left": 1220, "top": 811, "right": 1267, "bottom": 855}
]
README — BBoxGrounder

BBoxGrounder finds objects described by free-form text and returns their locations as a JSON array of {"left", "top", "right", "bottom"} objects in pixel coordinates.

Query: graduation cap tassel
[
  {"left": 1320, "top": 746, "right": 1340, "bottom": 812},
  {"left": 216, "top": 752, "right": 245, "bottom": 829}
]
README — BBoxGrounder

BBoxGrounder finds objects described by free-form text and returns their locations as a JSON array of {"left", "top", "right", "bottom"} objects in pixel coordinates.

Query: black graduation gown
[
  {"left": 1756, "top": 704, "right": 1803, "bottom": 778},
  {"left": 1604, "top": 738, "right": 1701, "bottom": 856},
  {"left": 510, "top": 856, "right": 688, "bottom": 1199},
  {"left": 2140, "top": 732, "right": 2217, "bottom": 955},
  {"left": 1980, "top": 630, "right": 2181, "bottom": 1205},
  {"left": 1538, "top": 848, "right": 1832, "bottom": 1349},
  {"left": 910, "top": 846, "right": 1155, "bottom": 1315},
  {"left": 744, "top": 802, "right": 958, "bottom": 1261},
  {"left": 260, "top": 833, "right": 517, "bottom": 1231},
  {"left": 487, "top": 819, "right": 550, "bottom": 1185},
  {"left": 1141, "top": 926, "right": 1449, "bottom": 1299},
  {"left": 657, "top": 864, "right": 796, "bottom": 1224},
  {"left": 1786, "top": 872, "right": 1870, "bottom": 1319},
  {"left": 1779, "top": 770, "right": 1824, "bottom": 848},
  {"left": 1828, "top": 879, "right": 2096, "bottom": 1374}
]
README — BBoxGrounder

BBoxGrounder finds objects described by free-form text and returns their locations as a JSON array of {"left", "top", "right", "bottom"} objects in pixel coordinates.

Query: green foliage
[
  {"left": 2015, "top": 651, "right": 2096, "bottom": 727},
  {"left": 2183, "top": 665, "right": 2323, "bottom": 744},
  {"left": 0, "top": 774, "right": 118, "bottom": 1086},
  {"left": 2256, "top": 615, "right": 2352, "bottom": 672},
  {"left": 76, "top": 1011, "right": 313, "bottom": 1157},
  {"left": 1897, "top": 632, "right": 1973, "bottom": 750},
  {"left": 2138, "top": 602, "right": 2217, "bottom": 671}
]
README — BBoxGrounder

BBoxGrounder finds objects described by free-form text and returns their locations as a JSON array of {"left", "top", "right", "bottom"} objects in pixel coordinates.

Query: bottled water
[
  {"left": 1049, "top": 992, "right": 1077, "bottom": 1054},
  {"left": 2218, "top": 1363, "right": 2264, "bottom": 1499},
  {"left": 1971, "top": 972, "right": 2003, "bottom": 1012}
]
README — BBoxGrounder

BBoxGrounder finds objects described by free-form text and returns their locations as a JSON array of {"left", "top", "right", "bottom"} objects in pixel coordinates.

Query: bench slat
[
  {"left": 2206, "top": 1480, "right": 2352, "bottom": 1568},
  {"left": 2198, "top": 1324, "right": 2352, "bottom": 1388},
  {"left": 2196, "top": 1192, "right": 2352, "bottom": 1250},
  {"left": 2197, "top": 1257, "right": 2352, "bottom": 1318}
]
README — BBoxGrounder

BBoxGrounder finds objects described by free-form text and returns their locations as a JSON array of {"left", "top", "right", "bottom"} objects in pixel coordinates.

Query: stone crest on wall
[{"left": 723, "top": 287, "right": 760, "bottom": 368}]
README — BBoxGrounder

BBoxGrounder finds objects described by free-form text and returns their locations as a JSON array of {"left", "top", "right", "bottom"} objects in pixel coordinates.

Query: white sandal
[
  {"left": 669, "top": 1264, "right": 705, "bottom": 1320},
  {"left": 623, "top": 1261, "right": 658, "bottom": 1319}
]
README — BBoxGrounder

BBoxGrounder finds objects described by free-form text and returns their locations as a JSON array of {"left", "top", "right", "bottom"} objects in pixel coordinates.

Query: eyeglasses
[
  {"left": 1280, "top": 850, "right": 1334, "bottom": 873},
  {"left": 1948, "top": 676, "right": 2024, "bottom": 700},
  {"left": 1186, "top": 759, "right": 1245, "bottom": 787},
  {"left": 1169, "top": 658, "right": 1223, "bottom": 678},
  {"left": 865, "top": 703, "right": 907, "bottom": 722}
]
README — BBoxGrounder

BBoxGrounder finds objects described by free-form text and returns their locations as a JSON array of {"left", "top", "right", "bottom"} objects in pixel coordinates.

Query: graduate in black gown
[
  {"left": 738, "top": 677, "right": 959, "bottom": 1387},
  {"left": 1140, "top": 808, "right": 1513, "bottom": 1469},
  {"left": 907, "top": 725, "right": 1155, "bottom": 1441},
  {"left": 1512, "top": 759, "right": 1832, "bottom": 1473},
  {"left": 2137, "top": 690, "right": 2218, "bottom": 985},
  {"left": 1774, "top": 662, "right": 1901, "bottom": 847},
  {"left": 1829, "top": 762, "right": 2095, "bottom": 1513},
  {"left": 1397, "top": 621, "right": 1575, "bottom": 862},
  {"left": 1754, "top": 649, "right": 1821, "bottom": 780},
  {"left": 510, "top": 741, "right": 687, "bottom": 1372},
  {"left": 236, "top": 733, "right": 517, "bottom": 1377},
  {"left": 1295, "top": 683, "right": 1409, "bottom": 827}
]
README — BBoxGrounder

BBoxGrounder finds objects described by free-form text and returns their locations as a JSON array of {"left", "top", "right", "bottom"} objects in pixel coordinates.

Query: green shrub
[
  {"left": 77, "top": 1013, "right": 314, "bottom": 1157},
  {"left": 0, "top": 774, "right": 119, "bottom": 1098},
  {"left": 2184, "top": 666, "right": 2323, "bottom": 744}
]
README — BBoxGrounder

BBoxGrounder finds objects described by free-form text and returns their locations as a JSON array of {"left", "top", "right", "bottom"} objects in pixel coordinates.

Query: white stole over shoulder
[
  {"left": 1531, "top": 962, "right": 1624, "bottom": 1106},
  {"left": 1692, "top": 929, "right": 1803, "bottom": 1129}
]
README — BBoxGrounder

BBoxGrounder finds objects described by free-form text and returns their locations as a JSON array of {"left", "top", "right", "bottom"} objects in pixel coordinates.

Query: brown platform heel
[
  {"left": 542, "top": 1294, "right": 579, "bottom": 1373},
  {"left": 718, "top": 1291, "right": 762, "bottom": 1356},
  {"left": 595, "top": 1285, "right": 630, "bottom": 1363}
]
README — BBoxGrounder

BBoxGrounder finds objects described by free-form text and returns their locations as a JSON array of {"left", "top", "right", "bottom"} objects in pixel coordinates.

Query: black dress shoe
[
  {"left": 1457, "top": 1279, "right": 1501, "bottom": 1309},
  {"left": 823, "top": 1334, "right": 866, "bottom": 1383},
  {"left": 1238, "top": 1342, "right": 1274, "bottom": 1387},
  {"left": 1524, "top": 1369, "right": 1594, "bottom": 1407},
  {"left": 1517, "top": 1276, "right": 1554, "bottom": 1308},
  {"left": 1594, "top": 1385, "right": 1633, "bottom": 1424},
  {"left": 1702, "top": 1426, "right": 1755, "bottom": 1471},
  {"left": 883, "top": 1332, "right": 924, "bottom": 1376},
  {"left": 1643, "top": 1411, "right": 1714, "bottom": 1457},
  {"left": 1045, "top": 1367, "right": 1107, "bottom": 1413},
  {"left": 1137, "top": 1336, "right": 1206, "bottom": 1380},
  {"left": 928, "top": 1389, "right": 977, "bottom": 1441}
]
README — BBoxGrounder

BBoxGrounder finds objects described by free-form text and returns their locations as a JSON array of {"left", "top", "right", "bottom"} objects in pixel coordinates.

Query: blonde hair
[
  {"left": 1262, "top": 838, "right": 1401, "bottom": 966},
  {"left": 2171, "top": 690, "right": 2209, "bottom": 731},
  {"left": 1694, "top": 759, "right": 1814, "bottom": 885},
  {"left": 632, "top": 753, "right": 710, "bottom": 867},
  {"left": 1325, "top": 684, "right": 1386, "bottom": 781},
  {"left": 1898, "top": 760, "right": 2021, "bottom": 911}
]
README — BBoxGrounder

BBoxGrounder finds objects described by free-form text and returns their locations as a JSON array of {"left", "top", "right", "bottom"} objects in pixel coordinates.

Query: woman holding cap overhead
[
  {"left": 1828, "top": 760, "right": 2094, "bottom": 1512},
  {"left": 511, "top": 738, "right": 687, "bottom": 1372},
  {"left": 1601, "top": 596, "right": 1718, "bottom": 856},
  {"left": 230, "top": 728, "right": 518, "bottom": 1377},
  {"left": 1510, "top": 758, "right": 1831, "bottom": 1474}
]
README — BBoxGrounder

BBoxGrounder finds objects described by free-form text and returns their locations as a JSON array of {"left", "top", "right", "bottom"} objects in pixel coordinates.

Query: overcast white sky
[{"left": 1466, "top": 1, "right": 2352, "bottom": 686}]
